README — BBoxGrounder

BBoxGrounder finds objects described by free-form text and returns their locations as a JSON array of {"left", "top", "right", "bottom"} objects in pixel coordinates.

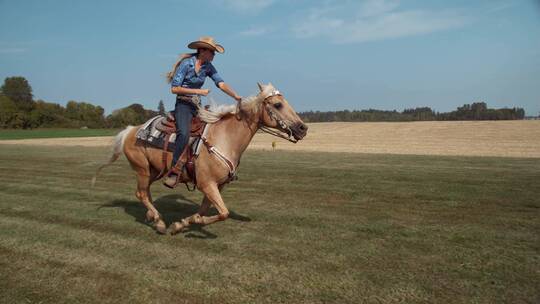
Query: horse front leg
[
  {"left": 197, "top": 183, "right": 225, "bottom": 216},
  {"left": 168, "top": 184, "right": 228, "bottom": 235},
  {"left": 197, "top": 195, "right": 212, "bottom": 216}
]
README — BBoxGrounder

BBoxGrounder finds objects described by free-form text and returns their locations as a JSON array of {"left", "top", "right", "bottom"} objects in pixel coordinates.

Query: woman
[{"left": 164, "top": 36, "right": 242, "bottom": 188}]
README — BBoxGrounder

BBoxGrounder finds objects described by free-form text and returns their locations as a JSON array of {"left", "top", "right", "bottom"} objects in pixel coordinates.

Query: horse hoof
[
  {"left": 168, "top": 222, "right": 183, "bottom": 235},
  {"left": 155, "top": 220, "right": 167, "bottom": 234}
]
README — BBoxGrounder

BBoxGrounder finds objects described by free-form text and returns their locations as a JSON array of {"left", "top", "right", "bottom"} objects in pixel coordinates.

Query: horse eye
[{"left": 274, "top": 102, "right": 283, "bottom": 110}]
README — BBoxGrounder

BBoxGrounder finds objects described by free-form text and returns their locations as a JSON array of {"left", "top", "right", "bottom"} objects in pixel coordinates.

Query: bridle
[{"left": 257, "top": 90, "right": 298, "bottom": 143}]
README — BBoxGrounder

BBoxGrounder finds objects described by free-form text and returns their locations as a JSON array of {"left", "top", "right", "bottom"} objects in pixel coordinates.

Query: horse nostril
[{"left": 299, "top": 124, "right": 308, "bottom": 131}]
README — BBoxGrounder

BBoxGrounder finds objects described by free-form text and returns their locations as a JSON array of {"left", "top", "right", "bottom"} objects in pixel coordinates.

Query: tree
[
  {"left": 31, "top": 100, "right": 69, "bottom": 127},
  {"left": 0, "top": 95, "right": 17, "bottom": 128},
  {"left": 1, "top": 76, "right": 34, "bottom": 112},
  {"left": 158, "top": 100, "right": 165, "bottom": 116},
  {"left": 64, "top": 100, "right": 106, "bottom": 128},
  {"left": 106, "top": 108, "right": 139, "bottom": 128},
  {"left": 471, "top": 102, "right": 487, "bottom": 120},
  {"left": 515, "top": 108, "right": 525, "bottom": 119}
]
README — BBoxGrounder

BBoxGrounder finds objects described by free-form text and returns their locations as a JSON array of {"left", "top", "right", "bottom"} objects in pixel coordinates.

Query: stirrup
[
  {"left": 163, "top": 173, "right": 180, "bottom": 189},
  {"left": 163, "top": 162, "right": 184, "bottom": 189}
]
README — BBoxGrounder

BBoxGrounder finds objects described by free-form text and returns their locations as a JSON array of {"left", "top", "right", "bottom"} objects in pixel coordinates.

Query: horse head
[{"left": 257, "top": 82, "right": 308, "bottom": 142}]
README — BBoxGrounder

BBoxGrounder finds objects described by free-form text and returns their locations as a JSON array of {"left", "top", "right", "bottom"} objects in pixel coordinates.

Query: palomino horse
[{"left": 93, "top": 83, "right": 307, "bottom": 234}]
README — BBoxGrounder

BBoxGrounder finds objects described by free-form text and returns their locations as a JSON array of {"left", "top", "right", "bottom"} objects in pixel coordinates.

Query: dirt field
[{"left": 1, "top": 120, "right": 539, "bottom": 158}]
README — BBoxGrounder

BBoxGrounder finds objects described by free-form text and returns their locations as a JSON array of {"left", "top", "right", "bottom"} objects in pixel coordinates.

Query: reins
[{"left": 259, "top": 124, "right": 297, "bottom": 143}]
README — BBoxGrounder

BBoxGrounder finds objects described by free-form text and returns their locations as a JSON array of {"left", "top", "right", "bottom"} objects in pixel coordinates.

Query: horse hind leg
[
  {"left": 168, "top": 183, "right": 229, "bottom": 235},
  {"left": 124, "top": 128, "right": 167, "bottom": 234},
  {"left": 136, "top": 173, "right": 167, "bottom": 234}
]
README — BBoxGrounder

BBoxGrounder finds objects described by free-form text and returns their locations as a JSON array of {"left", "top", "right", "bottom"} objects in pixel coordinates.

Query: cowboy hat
[{"left": 187, "top": 36, "right": 225, "bottom": 53}]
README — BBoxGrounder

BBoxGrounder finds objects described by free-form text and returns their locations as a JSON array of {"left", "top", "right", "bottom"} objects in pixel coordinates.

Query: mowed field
[
  {"left": 0, "top": 121, "right": 539, "bottom": 303},
  {"left": 2, "top": 120, "right": 540, "bottom": 158}
]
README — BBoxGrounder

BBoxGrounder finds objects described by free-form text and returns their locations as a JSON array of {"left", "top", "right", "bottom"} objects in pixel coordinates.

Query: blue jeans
[{"left": 171, "top": 101, "right": 197, "bottom": 167}]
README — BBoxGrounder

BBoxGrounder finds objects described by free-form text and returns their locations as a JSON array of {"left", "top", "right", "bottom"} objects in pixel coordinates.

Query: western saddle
[{"left": 154, "top": 112, "right": 206, "bottom": 189}]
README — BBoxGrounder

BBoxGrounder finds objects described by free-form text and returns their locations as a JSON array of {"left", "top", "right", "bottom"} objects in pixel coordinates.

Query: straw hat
[{"left": 187, "top": 36, "right": 225, "bottom": 54}]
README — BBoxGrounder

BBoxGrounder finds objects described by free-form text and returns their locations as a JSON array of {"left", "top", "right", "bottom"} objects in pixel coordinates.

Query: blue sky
[{"left": 1, "top": 0, "right": 539, "bottom": 115}]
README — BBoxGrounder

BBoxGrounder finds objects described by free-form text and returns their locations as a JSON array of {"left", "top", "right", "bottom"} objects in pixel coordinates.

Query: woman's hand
[
  {"left": 199, "top": 89, "right": 210, "bottom": 96},
  {"left": 234, "top": 95, "right": 242, "bottom": 103}
]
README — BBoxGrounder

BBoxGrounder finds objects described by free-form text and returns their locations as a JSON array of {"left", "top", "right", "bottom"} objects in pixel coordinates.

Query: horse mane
[{"left": 197, "top": 84, "right": 275, "bottom": 124}]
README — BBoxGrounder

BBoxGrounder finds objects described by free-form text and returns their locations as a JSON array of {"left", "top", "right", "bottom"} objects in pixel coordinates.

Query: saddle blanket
[{"left": 135, "top": 116, "right": 201, "bottom": 153}]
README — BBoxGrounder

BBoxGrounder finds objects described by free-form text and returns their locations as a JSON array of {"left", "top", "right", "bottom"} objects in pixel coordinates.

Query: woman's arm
[
  {"left": 218, "top": 82, "right": 242, "bottom": 102},
  {"left": 171, "top": 58, "right": 209, "bottom": 95},
  {"left": 171, "top": 86, "right": 209, "bottom": 96}
]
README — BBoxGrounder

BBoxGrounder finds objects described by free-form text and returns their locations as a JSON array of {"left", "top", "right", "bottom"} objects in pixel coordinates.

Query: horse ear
[{"left": 257, "top": 82, "right": 264, "bottom": 92}]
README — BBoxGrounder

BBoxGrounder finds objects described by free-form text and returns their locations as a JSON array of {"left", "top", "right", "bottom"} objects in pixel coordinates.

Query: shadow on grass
[{"left": 98, "top": 194, "right": 251, "bottom": 239}]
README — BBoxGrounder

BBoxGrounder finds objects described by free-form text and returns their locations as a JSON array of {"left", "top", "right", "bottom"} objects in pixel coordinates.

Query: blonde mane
[{"left": 197, "top": 84, "right": 276, "bottom": 123}]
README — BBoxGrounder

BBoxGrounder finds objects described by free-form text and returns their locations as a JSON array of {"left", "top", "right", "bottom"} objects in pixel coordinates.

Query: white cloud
[
  {"left": 0, "top": 47, "right": 27, "bottom": 54},
  {"left": 217, "top": 0, "right": 275, "bottom": 14},
  {"left": 293, "top": 0, "right": 470, "bottom": 44},
  {"left": 239, "top": 26, "right": 271, "bottom": 37},
  {"left": 486, "top": 1, "right": 515, "bottom": 14},
  {"left": 357, "top": 0, "right": 400, "bottom": 17},
  {"left": 0, "top": 42, "right": 29, "bottom": 54}
]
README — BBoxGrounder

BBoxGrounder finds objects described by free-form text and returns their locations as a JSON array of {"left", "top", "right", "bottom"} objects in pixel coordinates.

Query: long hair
[{"left": 166, "top": 52, "right": 197, "bottom": 83}]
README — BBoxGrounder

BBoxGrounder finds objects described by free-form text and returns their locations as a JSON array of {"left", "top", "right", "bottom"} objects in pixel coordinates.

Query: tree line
[
  {"left": 0, "top": 76, "right": 164, "bottom": 129},
  {"left": 298, "top": 103, "right": 526, "bottom": 123},
  {"left": 0, "top": 76, "right": 528, "bottom": 129}
]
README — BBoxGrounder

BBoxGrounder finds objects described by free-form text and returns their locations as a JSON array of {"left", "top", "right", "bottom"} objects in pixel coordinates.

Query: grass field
[
  {"left": 0, "top": 128, "right": 118, "bottom": 140},
  {"left": 0, "top": 145, "right": 539, "bottom": 303}
]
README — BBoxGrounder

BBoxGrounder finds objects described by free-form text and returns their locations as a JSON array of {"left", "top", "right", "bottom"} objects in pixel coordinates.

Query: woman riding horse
[
  {"left": 93, "top": 82, "right": 308, "bottom": 234},
  {"left": 164, "top": 36, "right": 242, "bottom": 188}
]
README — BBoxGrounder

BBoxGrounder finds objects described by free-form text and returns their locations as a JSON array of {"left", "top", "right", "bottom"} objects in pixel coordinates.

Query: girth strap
[
  {"left": 201, "top": 137, "right": 236, "bottom": 181},
  {"left": 156, "top": 133, "right": 171, "bottom": 180}
]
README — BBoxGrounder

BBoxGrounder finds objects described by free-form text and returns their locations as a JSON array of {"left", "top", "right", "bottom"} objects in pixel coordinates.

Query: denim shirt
[{"left": 171, "top": 56, "right": 224, "bottom": 90}]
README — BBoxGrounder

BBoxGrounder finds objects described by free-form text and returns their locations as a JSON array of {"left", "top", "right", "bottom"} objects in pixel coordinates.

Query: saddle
[
  {"left": 136, "top": 112, "right": 207, "bottom": 186},
  {"left": 155, "top": 111, "right": 205, "bottom": 138}
]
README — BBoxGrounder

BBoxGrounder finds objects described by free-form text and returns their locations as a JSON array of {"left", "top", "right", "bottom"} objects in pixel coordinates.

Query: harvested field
[
  {"left": 253, "top": 120, "right": 540, "bottom": 157},
  {"left": 1, "top": 121, "right": 539, "bottom": 158}
]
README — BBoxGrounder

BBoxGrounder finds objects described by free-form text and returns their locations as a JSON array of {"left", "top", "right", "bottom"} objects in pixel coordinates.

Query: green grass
[
  {"left": 0, "top": 128, "right": 118, "bottom": 140},
  {"left": 0, "top": 145, "right": 539, "bottom": 304}
]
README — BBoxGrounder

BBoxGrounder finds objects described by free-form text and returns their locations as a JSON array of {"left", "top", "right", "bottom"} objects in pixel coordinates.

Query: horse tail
[{"left": 91, "top": 126, "right": 135, "bottom": 187}]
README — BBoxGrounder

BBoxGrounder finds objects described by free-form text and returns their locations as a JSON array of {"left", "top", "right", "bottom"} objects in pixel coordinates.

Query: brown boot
[
  {"left": 163, "top": 148, "right": 189, "bottom": 189},
  {"left": 163, "top": 172, "right": 179, "bottom": 189},
  {"left": 163, "top": 162, "right": 183, "bottom": 189}
]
